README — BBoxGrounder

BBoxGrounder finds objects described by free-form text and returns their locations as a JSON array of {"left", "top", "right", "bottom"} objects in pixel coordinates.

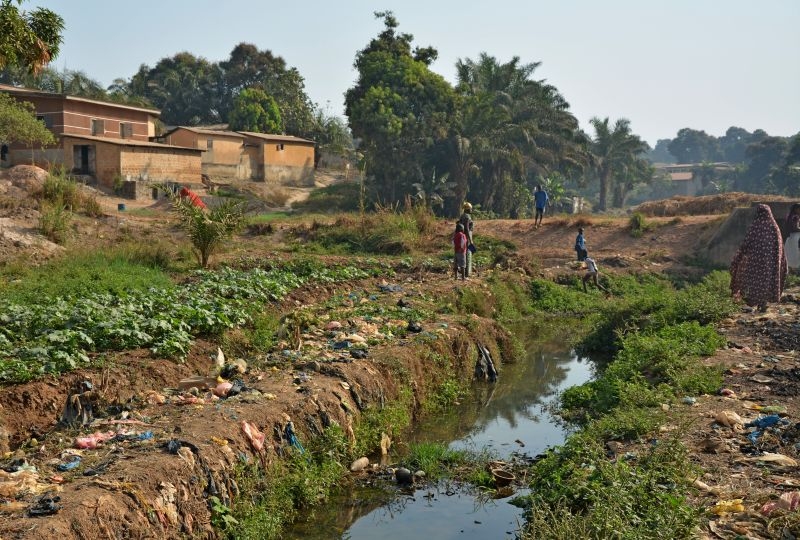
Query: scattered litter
[
  {"left": 58, "top": 380, "right": 95, "bottom": 428},
  {"left": 212, "top": 381, "right": 233, "bottom": 398},
  {"left": 709, "top": 498, "right": 745, "bottom": 515},
  {"left": 350, "top": 457, "right": 369, "bottom": 472},
  {"left": 760, "top": 491, "right": 800, "bottom": 515},
  {"left": 166, "top": 439, "right": 182, "bottom": 455},
  {"left": 241, "top": 422, "right": 265, "bottom": 452},
  {"left": 745, "top": 414, "right": 786, "bottom": 430},
  {"left": 325, "top": 321, "right": 342, "bottom": 331},
  {"left": 750, "top": 452, "right": 798, "bottom": 467},
  {"left": 350, "top": 348, "right": 368, "bottom": 359},
  {"left": 56, "top": 455, "right": 81, "bottom": 472},
  {"left": 750, "top": 374, "right": 774, "bottom": 384},
  {"left": 27, "top": 491, "right": 61, "bottom": 517},
  {"left": 75, "top": 431, "right": 116, "bottom": 449},
  {"left": 210, "top": 437, "right": 228, "bottom": 446},
  {"left": 283, "top": 419, "right": 305, "bottom": 454},
  {"left": 177, "top": 376, "right": 217, "bottom": 392},
  {"left": 719, "top": 388, "right": 737, "bottom": 398},
  {"left": 714, "top": 410, "right": 744, "bottom": 429},
  {"left": 682, "top": 396, "right": 697, "bottom": 405},
  {"left": 407, "top": 321, "right": 423, "bottom": 333},
  {"left": 378, "top": 284, "right": 403, "bottom": 293}
]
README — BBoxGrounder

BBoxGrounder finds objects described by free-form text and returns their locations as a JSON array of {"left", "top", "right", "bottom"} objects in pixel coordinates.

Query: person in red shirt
[
  {"left": 453, "top": 222, "right": 468, "bottom": 280},
  {"left": 179, "top": 186, "right": 207, "bottom": 209}
]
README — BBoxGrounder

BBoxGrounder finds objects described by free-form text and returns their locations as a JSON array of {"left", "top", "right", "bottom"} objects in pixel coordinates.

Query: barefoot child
[
  {"left": 582, "top": 256, "right": 608, "bottom": 293},
  {"left": 453, "top": 223, "right": 468, "bottom": 280}
]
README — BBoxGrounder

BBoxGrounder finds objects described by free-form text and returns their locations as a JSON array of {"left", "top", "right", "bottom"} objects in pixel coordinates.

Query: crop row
[{"left": 0, "top": 263, "right": 370, "bottom": 383}]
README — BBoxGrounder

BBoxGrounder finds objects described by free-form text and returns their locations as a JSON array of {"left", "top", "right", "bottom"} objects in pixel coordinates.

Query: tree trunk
[{"left": 598, "top": 170, "right": 610, "bottom": 211}]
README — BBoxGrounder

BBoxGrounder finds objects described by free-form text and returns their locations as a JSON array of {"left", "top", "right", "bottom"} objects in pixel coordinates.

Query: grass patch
[
  {"left": 0, "top": 245, "right": 176, "bottom": 304},
  {"left": 229, "top": 426, "right": 349, "bottom": 540},
  {"left": 292, "top": 181, "right": 362, "bottom": 213},
  {"left": 353, "top": 388, "right": 413, "bottom": 457},
  {"left": 405, "top": 442, "right": 468, "bottom": 478},
  {"left": 522, "top": 435, "right": 700, "bottom": 540}
]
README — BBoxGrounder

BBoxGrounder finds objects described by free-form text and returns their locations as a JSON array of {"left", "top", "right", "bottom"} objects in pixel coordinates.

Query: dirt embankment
[{"left": 0, "top": 272, "right": 513, "bottom": 539}]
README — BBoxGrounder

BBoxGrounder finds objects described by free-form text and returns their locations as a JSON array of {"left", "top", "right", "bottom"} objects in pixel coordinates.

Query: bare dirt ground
[{"left": 1, "top": 164, "right": 799, "bottom": 538}]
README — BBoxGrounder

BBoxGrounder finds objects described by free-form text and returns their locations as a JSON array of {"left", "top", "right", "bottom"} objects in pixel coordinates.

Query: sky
[{"left": 29, "top": 0, "right": 800, "bottom": 146}]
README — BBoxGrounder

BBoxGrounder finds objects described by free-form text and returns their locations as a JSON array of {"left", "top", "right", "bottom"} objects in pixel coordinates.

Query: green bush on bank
[
  {"left": 521, "top": 270, "right": 736, "bottom": 539},
  {"left": 524, "top": 434, "right": 699, "bottom": 540}
]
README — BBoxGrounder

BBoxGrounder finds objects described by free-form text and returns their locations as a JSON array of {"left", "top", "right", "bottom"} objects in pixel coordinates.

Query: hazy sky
[{"left": 30, "top": 0, "right": 799, "bottom": 145}]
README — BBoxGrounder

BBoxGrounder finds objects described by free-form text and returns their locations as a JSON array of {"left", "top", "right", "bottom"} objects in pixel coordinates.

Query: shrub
[
  {"left": 628, "top": 211, "right": 650, "bottom": 238},
  {"left": 38, "top": 201, "right": 71, "bottom": 244},
  {"left": 169, "top": 195, "right": 245, "bottom": 267}
]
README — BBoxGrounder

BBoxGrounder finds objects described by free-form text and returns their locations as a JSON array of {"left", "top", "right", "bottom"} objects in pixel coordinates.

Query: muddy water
[{"left": 286, "top": 324, "right": 594, "bottom": 539}]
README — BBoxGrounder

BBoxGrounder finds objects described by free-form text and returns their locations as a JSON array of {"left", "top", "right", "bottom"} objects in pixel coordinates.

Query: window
[
  {"left": 277, "top": 143, "right": 285, "bottom": 151},
  {"left": 207, "top": 139, "right": 213, "bottom": 149},
  {"left": 36, "top": 114, "right": 53, "bottom": 129},
  {"left": 91, "top": 119, "right": 105, "bottom": 136},
  {"left": 119, "top": 123, "right": 133, "bottom": 138}
]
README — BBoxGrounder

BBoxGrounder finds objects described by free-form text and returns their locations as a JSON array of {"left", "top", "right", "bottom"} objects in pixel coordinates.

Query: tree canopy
[
  {"left": 228, "top": 87, "right": 283, "bottom": 133},
  {"left": 0, "top": 0, "right": 64, "bottom": 73},
  {"left": 0, "top": 91, "right": 55, "bottom": 147}
]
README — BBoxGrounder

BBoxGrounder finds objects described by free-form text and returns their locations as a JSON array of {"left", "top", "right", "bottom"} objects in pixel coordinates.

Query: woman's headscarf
[{"left": 730, "top": 204, "right": 787, "bottom": 307}]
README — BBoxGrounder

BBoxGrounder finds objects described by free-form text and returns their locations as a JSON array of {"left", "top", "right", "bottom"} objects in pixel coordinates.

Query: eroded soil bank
[{"left": 0, "top": 272, "right": 516, "bottom": 539}]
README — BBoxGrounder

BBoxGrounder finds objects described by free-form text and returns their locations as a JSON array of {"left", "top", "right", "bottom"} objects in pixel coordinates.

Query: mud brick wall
[{"left": 119, "top": 148, "right": 201, "bottom": 187}]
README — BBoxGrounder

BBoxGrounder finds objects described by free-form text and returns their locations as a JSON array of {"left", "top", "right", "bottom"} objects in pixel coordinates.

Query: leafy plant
[
  {"left": 168, "top": 191, "right": 245, "bottom": 267},
  {"left": 38, "top": 201, "right": 71, "bottom": 243}
]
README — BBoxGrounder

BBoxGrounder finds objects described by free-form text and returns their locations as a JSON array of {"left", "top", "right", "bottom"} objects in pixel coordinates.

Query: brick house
[
  {"left": 0, "top": 84, "right": 202, "bottom": 197},
  {"left": 159, "top": 127, "right": 250, "bottom": 181},
  {"left": 238, "top": 132, "right": 315, "bottom": 186},
  {"left": 158, "top": 127, "right": 316, "bottom": 186}
]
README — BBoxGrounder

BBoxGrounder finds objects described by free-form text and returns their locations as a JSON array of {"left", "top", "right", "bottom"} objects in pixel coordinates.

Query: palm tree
[
  {"left": 450, "top": 54, "right": 587, "bottom": 216},
  {"left": 588, "top": 117, "right": 648, "bottom": 210}
]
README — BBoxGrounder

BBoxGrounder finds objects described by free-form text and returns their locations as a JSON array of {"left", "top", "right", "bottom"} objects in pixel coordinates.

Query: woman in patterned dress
[{"left": 730, "top": 204, "right": 787, "bottom": 311}]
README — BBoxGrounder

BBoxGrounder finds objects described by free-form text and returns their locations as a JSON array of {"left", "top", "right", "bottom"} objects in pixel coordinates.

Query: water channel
[{"left": 286, "top": 323, "right": 595, "bottom": 539}]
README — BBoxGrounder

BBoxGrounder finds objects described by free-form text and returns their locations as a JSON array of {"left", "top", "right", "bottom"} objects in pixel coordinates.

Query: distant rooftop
[{"left": 0, "top": 83, "right": 161, "bottom": 116}]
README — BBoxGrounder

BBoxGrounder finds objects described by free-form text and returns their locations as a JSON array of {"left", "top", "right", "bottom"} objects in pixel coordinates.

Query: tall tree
[
  {"left": 220, "top": 43, "right": 314, "bottom": 136},
  {"left": 0, "top": 0, "right": 63, "bottom": 73},
  {"left": 450, "top": 53, "right": 586, "bottom": 215},
  {"left": 228, "top": 87, "right": 282, "bottom": 133},
  {"left": 345, "top": 11, "right": 456, "bottom": 203},
  {"left": 588, "top": 117, "right": 649, "bottom": 210},
  {"left": 128, "top": 52, "right": 224, "bottom": 125},
  {"left": 667, "top": 128, "right": 720, "bottom": 164}
]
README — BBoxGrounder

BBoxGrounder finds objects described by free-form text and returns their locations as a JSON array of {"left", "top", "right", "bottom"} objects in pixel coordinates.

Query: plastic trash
[
  {"left": 745, "top": 414, "right": 785, "bottom": 430},
  {"left": 350, "top": 457, "right": 369, "bottom": 472},
  {"left": 166, "top": 439, "right": 182, "bottom": 455},
  {"left": 226, "top": 379, "right": 245, "bottom": 397},
  {"left": 407, "top": 321, "right": 423, "bottom": 333},
  {"left": 682, "top": 397, "right": 697, "bottom": 405},
  {"left": 350, "top": 348, "right": 368, "bottom": 359},
  {"left": 241, "top": 422, "right": 265, "bottom": 452},
  {"left": 709, "top": 498, "right": 745, "bottom": 515},
  {"left": 27, "top": 492, "right": 61, "bottom": 517},
  {"left": 56, "top": 455, "right": 81, "bottom": 472}
]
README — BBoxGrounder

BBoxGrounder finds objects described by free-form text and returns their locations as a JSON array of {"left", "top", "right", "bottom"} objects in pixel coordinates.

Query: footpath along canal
[{"left": 285, "top": 322, "right": 595, "bottom": 539}]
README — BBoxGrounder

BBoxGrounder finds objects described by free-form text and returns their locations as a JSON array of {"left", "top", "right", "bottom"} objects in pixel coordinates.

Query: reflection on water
[{"left": 285, "top": 321, "right": 594, "bottom": 540}]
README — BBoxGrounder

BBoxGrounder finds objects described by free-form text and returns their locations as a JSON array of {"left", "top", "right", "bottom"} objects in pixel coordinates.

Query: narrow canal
[{"left": 286, "top": 323, "right": 595, "bottom": 539}]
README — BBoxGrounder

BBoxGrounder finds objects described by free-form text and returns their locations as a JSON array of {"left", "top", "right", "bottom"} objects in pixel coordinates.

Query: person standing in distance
[
  {"left": 533, "top": 185, "right": 549, "bottom": 227},
  {"left": 459, "top": 202, "right": 475, "bottom": 277},
  {"left": 575, "top": 227, "right": 588, "bottom": 261}
]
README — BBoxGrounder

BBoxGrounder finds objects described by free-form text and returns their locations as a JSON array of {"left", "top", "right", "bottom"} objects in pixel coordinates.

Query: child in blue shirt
[{"left": 533, "top": 185, "right": 548, "bottom": 227}]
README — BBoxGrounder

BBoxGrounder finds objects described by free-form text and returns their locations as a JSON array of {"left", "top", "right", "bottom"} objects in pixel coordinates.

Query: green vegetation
[
  {"left": 228, "top": 87, "right": 283, "bottom": 133},
  {"left": 230, "top": 426, "right": 349, "bottom": 540},
  {"left": 523, "top": 435, "right": 699, "bottom": 540},
  {"left": 518, "top": 270, "right": 738, "bottom": 539},
  {"left": 0, "top": 245, "right": 175, "bottom": 304},
  {"left": 0, "top": 261, "right": 370, "bottom": 383},
  {"left": 167, "top": 191, "right": 246, "bottom": 268},
  {"left": 353, "top": 388, "right": 412, "bottom": 457},
  {"left": 297, "top": 208, "right": 433, "bottom": 255},
  {"left": 406, "top": 442, "right": 468, "bottom": 479},
  {"left": 0, "top": 1, "right": 64, "bottom": 74},
  {"left": 627, "top": 211, "right": 650, "bottom": 237}
]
